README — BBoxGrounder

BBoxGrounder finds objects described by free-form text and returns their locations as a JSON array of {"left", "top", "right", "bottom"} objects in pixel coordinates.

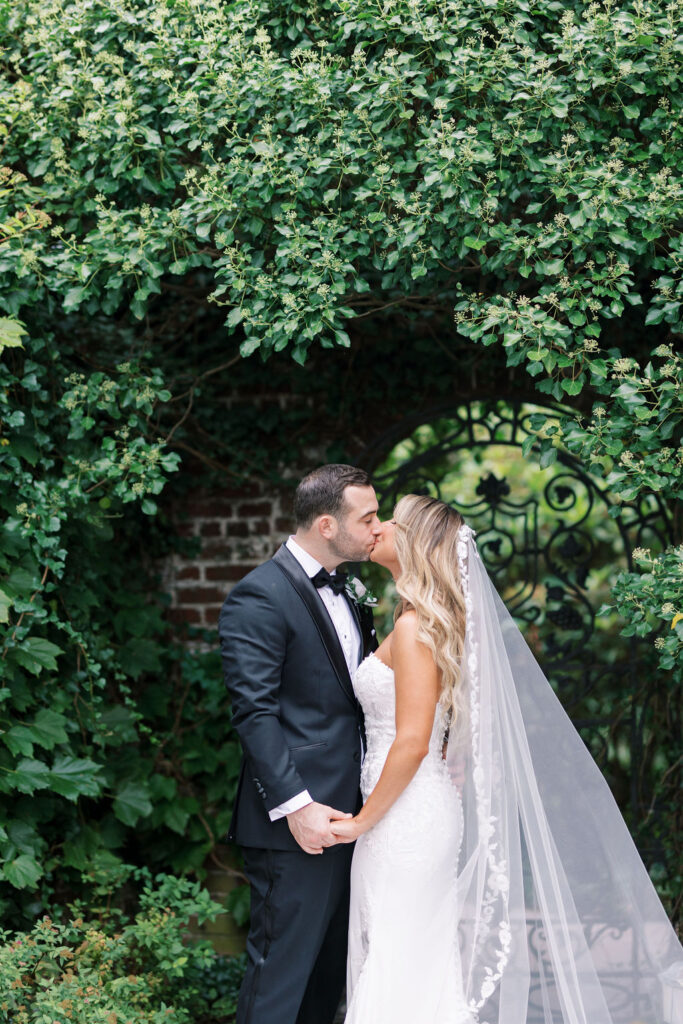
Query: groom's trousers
[{"left": 236, "top": 842, "right": 354, "bottom": 1024}]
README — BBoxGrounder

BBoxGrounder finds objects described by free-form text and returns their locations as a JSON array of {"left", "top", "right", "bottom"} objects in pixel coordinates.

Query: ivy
[
  {"left": 0, "top": 328, "right": 244, "bottom": 924},
  {"left": 0, "top": 0, "right": 681, "bottom": 360}
]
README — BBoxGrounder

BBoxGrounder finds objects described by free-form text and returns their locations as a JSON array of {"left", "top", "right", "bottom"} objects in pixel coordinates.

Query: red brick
[
  {"left": 238, "top": 502, "right": 272, "bottom": 517},
  {"left": 200, "top": 606, "right": 223, "bottom": 628},
  {"left": 275, "top": 517, "right": 294, "bottom": 532},
  {"left": 205, "top": 565, "right": 247, "bottom": 581},
  {"left": 168, "top": 607, "right": 201, "bottom": 625},
  {"left": 184, "top": 500, "right": 233, "bottom": 518},
  {"left": 226, "top": 522, "right": 249, "bottom": 538},
  {"left": 200, "top": 521, "right": 222, "bottom": 537},
  {"left": 249, "top": 519, "right": 271, "bottom": 534},
  {"left": 177, "top": 586, "right": 227, "bottom": 604},
  {"left": 176, "top": 566, "right": 200, "bottom": 581},
  {"left": 201, "top": 542, "right": 233, "bottom": 559},
  {"left": 217, "top": 483, "right": 261, "bottom": 499},
  {"left": 205, "top": 565, "right": 259, "bottom": 582}
]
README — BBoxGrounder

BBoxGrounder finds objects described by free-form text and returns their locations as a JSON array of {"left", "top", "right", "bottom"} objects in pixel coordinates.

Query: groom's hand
[{"left": 286, "top": 802, "right": 353, "bottom": 855}]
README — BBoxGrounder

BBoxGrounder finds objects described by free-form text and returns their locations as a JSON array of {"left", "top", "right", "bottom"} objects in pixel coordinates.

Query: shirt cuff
[{"left": 268, "top": 790, "right": 313, "bottom": 821}]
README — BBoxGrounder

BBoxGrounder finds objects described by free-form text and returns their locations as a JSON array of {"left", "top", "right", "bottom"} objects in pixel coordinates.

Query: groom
[{"left": 218, "top": 464, "right": 380, "bottom": 1024}]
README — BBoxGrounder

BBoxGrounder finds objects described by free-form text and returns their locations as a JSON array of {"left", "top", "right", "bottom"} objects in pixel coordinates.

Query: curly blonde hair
[{"left": 393, "top": 494, "right": 467, "bottom": 722}]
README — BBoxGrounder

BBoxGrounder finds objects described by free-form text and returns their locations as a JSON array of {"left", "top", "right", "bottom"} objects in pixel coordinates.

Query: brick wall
[{"left": 165, "top": 481, "right": 295, "bottom": 632}]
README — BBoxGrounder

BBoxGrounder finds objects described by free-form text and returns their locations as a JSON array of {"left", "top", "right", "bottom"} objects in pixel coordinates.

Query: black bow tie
[{"left": 312, "top": 568, "right": 348, "bottom": 596}]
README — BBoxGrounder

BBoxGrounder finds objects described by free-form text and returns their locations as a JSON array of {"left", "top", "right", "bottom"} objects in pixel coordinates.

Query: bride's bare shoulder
[
  {"left": 374, "top": 613, "right": 419, "bottom": 669},
  {"left": 392, "top": 611, "right": 439, "bottom": 687},
  {"left": 394, "top": 609, "right": 437, "bottom": 657},
  {"left": 394, "top": 609, "right": 419, "bottom": 635}
]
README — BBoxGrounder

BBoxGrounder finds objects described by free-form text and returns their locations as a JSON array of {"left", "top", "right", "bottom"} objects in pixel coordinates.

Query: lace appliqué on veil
[{"left": 456, "top": 525, "right": 511, "bottom": 1022}]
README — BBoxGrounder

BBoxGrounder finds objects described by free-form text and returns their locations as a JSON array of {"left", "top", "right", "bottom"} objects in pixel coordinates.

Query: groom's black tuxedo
[{"left": 218, "top": 543, "right": 377, "bottom": 1024}]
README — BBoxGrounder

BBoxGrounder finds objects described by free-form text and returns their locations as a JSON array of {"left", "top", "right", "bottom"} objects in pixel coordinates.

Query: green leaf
[
  {"left": 463, "top": 235, "right": 486, "bottom": 251},
  {"left": 226, "top": 884, "right": 251, "bottom": 928},
  {"left": 539, "top": 446, "right": 558, "bottom": 469},
  {"left": 163, "top": 802, "right": 190, "bottom": 835},
  {"left": 118, "top": 638, "right": 162, "bottom": 679},
  {"left": 12, "top": 758, "right": 51, "bottom": 794},
  {"left": 31, "top": 709, "right": 69, "bottom": 749},
  {"left": 49, "top": 756, "right": 103, "bottom": 800},
  {"left": 12, "top": 637, "right": 63, "bottom": 676},
  {"left": 568, "top": 208, "right": 586, "bottom": 230},
  {"left": 0, "top": 318, "right": 27, "bottom": 355},
  {"left": 3, "top": 853, "right": 42, "bottom": 890},
  {"left": 2, "top": 725, "right": 36, "bottom": 757},
  {"left": 568, "top": 311, "right": 586, "bottom": 326},
  {"left": 63, "top": 286, "right": 87, "bottom": 312},
  {"left": 113, "top": 781, "right": 153, "bottom": 825},
  {"left": 0, "top": 586, "right": 11, "bottom": 624},
  {"left": 561, "top": 378, "right": 583, "bottom": 395},
  {"left": 541, "top": 259, "right": 565, "bottom": 276},
  {"left": 62, "top": 836, "right": 90, "bottom": 870}
]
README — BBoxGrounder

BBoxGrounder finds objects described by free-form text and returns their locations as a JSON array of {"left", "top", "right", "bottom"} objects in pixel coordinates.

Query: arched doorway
[{"left": 359, "top": 398, "right": 672, "bottom": 873}]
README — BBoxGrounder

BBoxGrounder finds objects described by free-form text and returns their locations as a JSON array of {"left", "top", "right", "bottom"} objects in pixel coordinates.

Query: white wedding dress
[{"left": 345, "top": 652, "right": 473, "bottom": 1024}]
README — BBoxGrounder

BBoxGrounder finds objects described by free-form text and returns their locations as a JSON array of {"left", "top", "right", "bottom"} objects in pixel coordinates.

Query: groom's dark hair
[{"left": 294, "top": 464, "right": 373, "bottom": 529}]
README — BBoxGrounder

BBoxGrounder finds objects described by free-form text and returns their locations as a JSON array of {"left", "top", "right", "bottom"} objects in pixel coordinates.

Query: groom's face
[{"left": 327, "top": 485, "right": 381, "bottom": 563}]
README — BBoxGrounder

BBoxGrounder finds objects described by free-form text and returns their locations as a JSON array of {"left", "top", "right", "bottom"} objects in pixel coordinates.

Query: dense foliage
[
  {"left": 0, "top": 0, "right": 680, "bottom": 927},
  {"left": 0, "top": 321, "right": 244, "bottom": 923},
  {"left": 0, "top": 871, "right": 246, "bottom": 1023}
]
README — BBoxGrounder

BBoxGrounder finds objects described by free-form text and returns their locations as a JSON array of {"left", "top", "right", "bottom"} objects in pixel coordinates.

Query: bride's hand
[{"left": 330, "top": 817, "right": 363, "bottom": 843}]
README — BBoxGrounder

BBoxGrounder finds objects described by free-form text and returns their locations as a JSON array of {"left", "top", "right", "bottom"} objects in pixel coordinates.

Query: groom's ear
[{"left": 317, "top": 514, "right": 338, "bottom": 540}]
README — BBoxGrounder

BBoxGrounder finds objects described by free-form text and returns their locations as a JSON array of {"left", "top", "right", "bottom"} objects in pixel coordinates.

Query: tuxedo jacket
[{"left": 218, "top": 544, "right": 378, "bottom": 852}]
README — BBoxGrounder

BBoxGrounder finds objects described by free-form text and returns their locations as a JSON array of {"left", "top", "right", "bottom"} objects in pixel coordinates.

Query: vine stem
[{"left": 1, "top": 563, "right": 50, "bottom": 657}]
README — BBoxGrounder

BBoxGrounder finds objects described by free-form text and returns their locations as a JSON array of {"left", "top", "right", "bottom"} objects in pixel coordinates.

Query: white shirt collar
[{"left": 286, "top": 536, "right": 339, "bottom": 580}]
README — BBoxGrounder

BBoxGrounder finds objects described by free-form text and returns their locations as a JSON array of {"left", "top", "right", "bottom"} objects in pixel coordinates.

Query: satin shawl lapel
[{"left": 271, "top": 545, "right": 356, "bottom": 707}]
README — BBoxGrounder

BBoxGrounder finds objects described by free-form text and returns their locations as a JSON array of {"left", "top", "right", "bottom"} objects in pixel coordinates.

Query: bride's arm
[{"left": 331, "top": 610, "right": 439, "bottom": 841}]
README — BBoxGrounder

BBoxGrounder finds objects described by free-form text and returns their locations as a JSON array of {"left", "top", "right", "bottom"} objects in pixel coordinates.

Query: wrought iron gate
[{"left": 361, "top": 399, "right": 673, "bottom": 868}]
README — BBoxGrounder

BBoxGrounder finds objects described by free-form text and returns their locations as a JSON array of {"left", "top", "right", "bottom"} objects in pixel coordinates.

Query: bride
[{"left": 331, "top": 494, "right": 682, "bottom": 1024}]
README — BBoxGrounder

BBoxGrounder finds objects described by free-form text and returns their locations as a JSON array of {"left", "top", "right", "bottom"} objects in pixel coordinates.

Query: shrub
[{"left": 0, "top": 872, "right": 246, "bottom": 1024}]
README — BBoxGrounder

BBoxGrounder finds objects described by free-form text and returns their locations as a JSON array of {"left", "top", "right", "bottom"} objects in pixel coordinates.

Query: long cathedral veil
[{"left": 448, "top": 524, "right": 682, "bottom": 1024}]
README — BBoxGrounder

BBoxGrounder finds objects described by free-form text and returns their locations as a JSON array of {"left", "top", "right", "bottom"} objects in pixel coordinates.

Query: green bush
[{"left": 0, "top": 872, "right": 245, "bottom": 1024}]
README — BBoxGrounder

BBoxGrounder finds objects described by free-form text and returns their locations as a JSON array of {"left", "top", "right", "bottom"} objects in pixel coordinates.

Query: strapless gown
[{"left": 345, "top": 653, "right": 473, "bottom": 1024}]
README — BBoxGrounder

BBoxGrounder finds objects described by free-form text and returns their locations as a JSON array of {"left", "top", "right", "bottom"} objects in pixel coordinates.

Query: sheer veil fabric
[{"left": 449, "top": 525, "right": 682, "bottom": 1024}]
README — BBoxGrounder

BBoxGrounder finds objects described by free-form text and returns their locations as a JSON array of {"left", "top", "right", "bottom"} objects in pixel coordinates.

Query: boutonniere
[{"left": 345, "top": 576, "right": 378, "bottom": 607}]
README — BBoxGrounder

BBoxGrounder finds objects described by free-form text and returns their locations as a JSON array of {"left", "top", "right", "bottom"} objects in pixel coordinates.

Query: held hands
[
  {"left": 330, "top": 816, "right": 364, "bottom": 844},
  {"left": 286, "top": 801, "right": 353, "bottom": 855}
]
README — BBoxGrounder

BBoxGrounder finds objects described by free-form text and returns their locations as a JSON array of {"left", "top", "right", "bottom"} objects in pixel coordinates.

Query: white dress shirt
[{"left": 268, "top": 536, "right": 362, "bottom": 822}]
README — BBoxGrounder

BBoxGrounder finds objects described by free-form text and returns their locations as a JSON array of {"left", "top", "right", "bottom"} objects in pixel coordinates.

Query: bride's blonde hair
[{"left": 393, "top": 494, "right": 467, "bottom": 720}]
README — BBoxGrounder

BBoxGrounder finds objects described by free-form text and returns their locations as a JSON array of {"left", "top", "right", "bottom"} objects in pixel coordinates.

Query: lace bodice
[
  {"left": 353, "top": 652, "right": 453, "bottom": 799},
  {"left": 346, "top": 653, "right": 469, "bottom": 1024}
]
